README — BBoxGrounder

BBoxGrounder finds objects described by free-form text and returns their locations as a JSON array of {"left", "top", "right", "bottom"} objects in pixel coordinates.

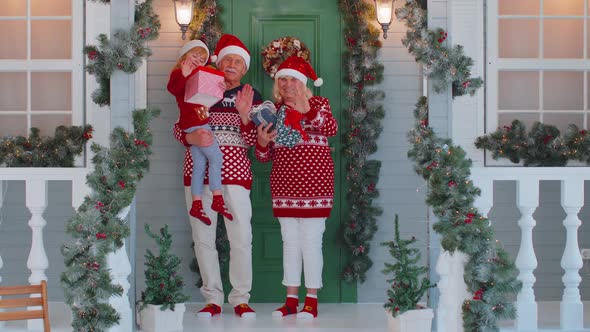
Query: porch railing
[
  {"left": 437, "top": 167, "right": 588, "bottom": 332},
  {"left": 0, "top": 168, "right": 133, "bottom": 332}
]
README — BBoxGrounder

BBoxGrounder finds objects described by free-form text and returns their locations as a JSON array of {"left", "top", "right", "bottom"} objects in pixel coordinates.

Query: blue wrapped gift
[{"left": 249, "top": 101, "right": 277, "bottom": 130}]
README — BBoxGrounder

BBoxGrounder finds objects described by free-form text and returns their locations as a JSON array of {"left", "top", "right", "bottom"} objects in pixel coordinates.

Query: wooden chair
[{"left": 0, "top": 280, "right": 51, "bottom": 332}]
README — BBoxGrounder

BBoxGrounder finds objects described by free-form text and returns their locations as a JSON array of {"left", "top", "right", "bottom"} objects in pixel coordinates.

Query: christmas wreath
[{"left": 261, "top": 36, "right": 311, "bottom": 78}]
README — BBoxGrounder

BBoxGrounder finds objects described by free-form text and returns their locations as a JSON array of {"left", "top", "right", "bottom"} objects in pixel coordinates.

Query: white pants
[
  {"left": 185, "top": 185, "right": 253, "bottom": 307},
  {"left": 278, "top": 217, "right": 326, "bottom": 289}
]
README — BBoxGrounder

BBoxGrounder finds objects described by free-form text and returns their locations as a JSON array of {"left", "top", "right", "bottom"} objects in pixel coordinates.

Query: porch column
[
  {"left": 435, "top": 250, "right": 470, "bottom": 332},
  {"left": 25, "top": 180, "right": 49, "bottom": 331},
  {"left": 559, "top": 179, "right": 584, "bottom": 330},
  {"left": 514, "top": 178, "right": 539, "bottom": 330},
  {"left": 107, "top": 206, "right": 132, "bottom": 332},
  {"left": 107, "top": 0, "right": 135, "bottom": 330}
]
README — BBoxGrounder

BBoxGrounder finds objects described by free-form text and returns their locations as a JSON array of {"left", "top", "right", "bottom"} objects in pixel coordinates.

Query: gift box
[
  {"left": 249, "top": 100, "right": 277, "bottom": 130},
  {"left": 184, "top": 66, "right": 225, "bottom": 107}
]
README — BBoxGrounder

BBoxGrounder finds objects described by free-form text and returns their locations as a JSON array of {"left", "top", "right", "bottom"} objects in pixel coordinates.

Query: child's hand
[{"left": 181, "top": 59, "right": 196, "bottom": 77}]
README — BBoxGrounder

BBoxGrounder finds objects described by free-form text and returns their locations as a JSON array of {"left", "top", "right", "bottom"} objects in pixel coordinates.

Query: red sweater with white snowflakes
[
  {"left": 255, "top": 96, "right": 338, "bottom": 218},
  {"left": 173, "top": 84, "right": 262, "bottom": 189}
]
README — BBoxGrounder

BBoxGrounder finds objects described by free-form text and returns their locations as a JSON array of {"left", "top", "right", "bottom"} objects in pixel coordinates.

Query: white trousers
[
  {"left": 278, "top": 217, "right": 326, "bottom": 289},
  {"left": 185, "top": 185, "right": 253, "bottom": 307}
]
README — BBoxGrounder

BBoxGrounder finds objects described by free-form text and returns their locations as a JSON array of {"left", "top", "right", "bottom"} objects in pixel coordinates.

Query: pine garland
[
  {"left": 189, "top": 0, "right": 224, "bottom": 50},
  {"left": 408, "top": 97, "right": 521, "bottom": 331},
  {"left": 61, "top": 108, "right": 160, "bottom": 332},
  {"left": 383, "top": 215, "right": 435, "bottom": 317},
  {"left": 396, "top": 0, "right": 483, "bottom": 97},
  {"left": 475, "top": 120, "right": 590, "bottom": 166},
  {"left": 139, "top": 224, "right": 190, "bottom": 311},
  {"left": 0, "top": 125, "right": 92, "bottom": 167},
  {"left": 85, "top": 0, "right": 161, "bottom": 106},
  {"left": 339, "top": 0, "right": 385, "bottom": 283}
]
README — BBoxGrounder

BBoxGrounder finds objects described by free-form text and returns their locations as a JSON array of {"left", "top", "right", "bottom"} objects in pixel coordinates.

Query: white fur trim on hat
[
  {"left": 274, "top": 68, "right": 308, "bottom": 85},
  {"left": 178, "top": 40, "right": 209, "bottom": 59},
  {"left": 314, "top": 78, "right": 323, "bottom": 87},
  {"left": 215, "top": 45, "right": 251, "bottom": 69}
]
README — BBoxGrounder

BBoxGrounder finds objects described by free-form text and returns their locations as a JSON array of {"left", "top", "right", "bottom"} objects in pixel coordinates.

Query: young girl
[{"left": 167, "top": 39, "right": 233, "bottom": 225}]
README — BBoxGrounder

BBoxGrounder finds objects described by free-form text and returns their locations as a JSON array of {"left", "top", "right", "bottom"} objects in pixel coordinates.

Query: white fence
[
  {"left": 0, "top": 168, "right": 133, "bottom": 332},
  {"left": 436, "top": 167, "right": 589, "bottom": 331}
]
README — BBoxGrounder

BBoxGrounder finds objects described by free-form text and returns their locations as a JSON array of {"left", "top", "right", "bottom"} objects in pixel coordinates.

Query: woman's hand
[
  {"left": 181, "top": 59, "right": 196, "bottom": 77},
  {"left": 236, "top": 84, "right": 254, "bottom": 124},
  {"left": 256, "top": 123, "right": 277, "bottom": 147},
  {"left": 292, "top": 81, "right": 311, "bottom": 113},
  {"left": 186, "top": 128, "right": 214, "bottom": 147}
]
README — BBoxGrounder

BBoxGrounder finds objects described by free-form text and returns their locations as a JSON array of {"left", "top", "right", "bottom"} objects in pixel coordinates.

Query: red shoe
[
  {"left": 272, "top": 296, "right": 299, "bottom": 317},
  {"left": 234, "top": 303, "right": 256, "bottom": 318},
  {"left": 190, "top": 200, "right": 211, "bottom": 225},
  {"left": 197, "top": 303, "right": 221, "bottom": 318},
  {"left": 297, "top": 296, "right": 318, "bottom": 319},
  {"left": 211, "top": 195, "right": 233, "bottom": 221}
]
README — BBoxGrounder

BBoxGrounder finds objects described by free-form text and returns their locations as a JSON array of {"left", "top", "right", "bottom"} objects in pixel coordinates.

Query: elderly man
[{"left": 173, "top": 34, "right": 261, "bottom": 318}]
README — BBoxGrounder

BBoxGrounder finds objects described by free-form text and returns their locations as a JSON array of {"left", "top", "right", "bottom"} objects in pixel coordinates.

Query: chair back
[{"left": 0, "top": 280, "right": 50, "bottom": 332}]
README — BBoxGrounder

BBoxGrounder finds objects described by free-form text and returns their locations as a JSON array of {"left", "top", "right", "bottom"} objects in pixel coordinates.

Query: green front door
[{"left": 219, "top": 0, "right": 351, "bottom": 302}]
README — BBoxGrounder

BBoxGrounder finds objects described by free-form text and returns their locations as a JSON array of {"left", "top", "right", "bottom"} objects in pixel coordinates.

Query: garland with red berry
[
  {"left": 475, "top": 119, "right": 590, "bottom": 166},
  {"left": 85, "top": 0, "right": 160, "bottom": 106},
  {"left": 408, "top": 99, "right": 522, "bottom": 330},
  {"left": 61, "top": 108, "right": 160, "bottom": 332},
  {"left": 0, "top": 125, "right": 92, "bottom": 167},
  {"left": 396, "top": 0, "right": 482, "bottom": 97},
  {"left": 339, "top": 0, "right": 385, "bottom": 283}
]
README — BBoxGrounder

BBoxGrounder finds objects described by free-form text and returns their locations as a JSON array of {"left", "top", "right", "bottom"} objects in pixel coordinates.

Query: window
[
  {"left": 487, "top": 0, "right": 589, "bottom": 133},
  {"left": 0, "top": 0, "right": 83, "bottom": 137}
]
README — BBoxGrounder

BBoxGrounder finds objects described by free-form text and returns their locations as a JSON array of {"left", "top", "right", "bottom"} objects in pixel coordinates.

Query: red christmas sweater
[
  {"left": 255, "top": 96, "right": 338, "bottom": 218},
  {"left": 173, "top": 84, "right": 262, "bottom": 189},
  {"left": 167, "top": 68, "right": 209, "bottom": 130}
]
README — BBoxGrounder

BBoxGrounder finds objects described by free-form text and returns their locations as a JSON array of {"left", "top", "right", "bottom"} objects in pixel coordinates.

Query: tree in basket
[
  {"left": 382, "top": 215, "right": 436, "bottom": 332},
  {"left": 138, "top": 224, "right": 190, "bottom": 332}
]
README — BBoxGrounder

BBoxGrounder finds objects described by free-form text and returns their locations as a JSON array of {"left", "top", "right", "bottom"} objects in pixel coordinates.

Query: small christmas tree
[
  {"left": 382, "top": 215, "right": 436, "bottom": 317},
  {"left": 139, "top": 224, "right": 189, "bottom": 311}
]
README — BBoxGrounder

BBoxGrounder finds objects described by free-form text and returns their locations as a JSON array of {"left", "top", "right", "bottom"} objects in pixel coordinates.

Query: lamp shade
[
  {"left": 172, "top": 0, "right": 193, "bottom": 39},
  {"left": 374, "top": 0, "right": 395, "bottom": 39}
]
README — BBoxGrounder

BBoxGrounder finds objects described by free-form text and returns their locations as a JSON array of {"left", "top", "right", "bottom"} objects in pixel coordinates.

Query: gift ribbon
[{"left": 284, "top": 107, "right": 309, "bottom": 140}]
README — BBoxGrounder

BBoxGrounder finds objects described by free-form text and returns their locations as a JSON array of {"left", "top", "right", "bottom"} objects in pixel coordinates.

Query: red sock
[
  {"left": 272, "top": 296, "right": 299, "bottom": 317},
  {"left": 189, "top": 200, "right": 211, "bottom": 225},
  {"left": 211, "top": 195, "right": 233, "bottom": 221},
  {"left": 297, "top": 296, "right": 318, "bottom": 319}
]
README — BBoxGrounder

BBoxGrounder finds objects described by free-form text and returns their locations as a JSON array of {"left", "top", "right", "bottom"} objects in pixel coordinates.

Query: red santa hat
[
  {"left": 211, "top": 34, "right": 251, "bottom": 69},
  {"left": 274, "top": 55, "right": 323, "bottom": 87},
  {"left": 178, "top": 39, "right": 209, "bottom": 59}
]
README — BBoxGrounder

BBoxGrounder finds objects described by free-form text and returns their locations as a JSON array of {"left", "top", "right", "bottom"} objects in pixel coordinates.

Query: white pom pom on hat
[
  {"left": 178, "top": 39, "right": 209, "bottom": 59},
  {"left": 274, "top": 55, "right": 323, "bottom": 87}
]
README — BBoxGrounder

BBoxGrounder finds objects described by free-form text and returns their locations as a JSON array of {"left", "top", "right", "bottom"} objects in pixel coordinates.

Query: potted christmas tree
[
  {"left": 382, "top": 215, "right": 436, "bottom": 332},
  {"left": 138, "top": 224, "right": 190, "bottom": 332}
]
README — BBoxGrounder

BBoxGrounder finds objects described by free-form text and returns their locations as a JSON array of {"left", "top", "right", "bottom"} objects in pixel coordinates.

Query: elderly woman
[{"left": 255, "top": 55, "right": 338, "bottom": 319}]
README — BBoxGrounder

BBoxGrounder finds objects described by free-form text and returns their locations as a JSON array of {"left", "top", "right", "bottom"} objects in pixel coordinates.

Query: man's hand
[
  {"left": 186, "top": 128, "right": 214, "bottom": 147},
  {"left": 236, "top": 84, "right": 254, "bottom": 125}
]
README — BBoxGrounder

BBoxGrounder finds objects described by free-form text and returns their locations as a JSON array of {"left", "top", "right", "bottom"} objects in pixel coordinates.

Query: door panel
[{"left": 219, "top": 0, "right": 345, "bottom": 302}]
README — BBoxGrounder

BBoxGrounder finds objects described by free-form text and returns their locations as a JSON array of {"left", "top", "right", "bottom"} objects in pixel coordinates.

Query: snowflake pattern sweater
[
  {"left": 173, "top": 84, "right": 262, "bottom": 189},
  {"left": 255, "top": 96, "right": 338, "bottom": 218}
]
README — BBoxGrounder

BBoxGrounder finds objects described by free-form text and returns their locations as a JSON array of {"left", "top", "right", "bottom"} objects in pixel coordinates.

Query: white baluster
[
  {"left": 25, "top": 180, "right": 49, "bottom": 331},
  {"left": 473, "top": 176, "right": 493, "bottom": 218},
  {"left": 72, "top": 173, "right": 91, "bottom": 210},
  {"left": 106, "top": 206, "right": 132, "bottom": 332},
  {"left": 515, "top": 178, "right": 539, "bottom": 331},
  {"left": 436, "top": 250, "right": 452, "bottom": 332},
  {"left": 560, "top": 178, "right": 584, "bottom": 330}
]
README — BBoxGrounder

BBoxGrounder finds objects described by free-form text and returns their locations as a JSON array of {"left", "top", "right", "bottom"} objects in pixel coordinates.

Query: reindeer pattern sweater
[
  {"left": 174, "top": 84, "right": 262, "bottom": 189},
  {"left": 255, "top": 96, "right": 338, "bottom": 218}
]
